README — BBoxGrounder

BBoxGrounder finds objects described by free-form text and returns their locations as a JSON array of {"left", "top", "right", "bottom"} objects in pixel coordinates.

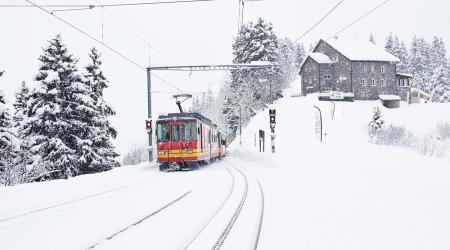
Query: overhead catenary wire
[
  {"left": 326, "top": 0, "right": 390, "bottom": 41},
  {"left": 25, "top": 0, "right": 188, "bottom": 94},
  {"left": 1, "top": 0, "right": 218, "bottom": 8},
  {"left": 93, "top": 0, "right": 201, "bottom": 90},
  {"left": 290, "top": 0, "right": 343, "bottom": 45}
]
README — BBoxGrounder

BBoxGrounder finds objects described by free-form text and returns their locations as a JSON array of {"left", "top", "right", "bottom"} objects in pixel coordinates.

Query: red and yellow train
[{"left": 156, "top": 113, "right": 227, "bottom": 171}]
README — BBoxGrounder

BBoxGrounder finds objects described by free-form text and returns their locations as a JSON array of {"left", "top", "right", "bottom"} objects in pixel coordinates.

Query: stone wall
[
  {"left": 300, "top": 57, "right": 320, "bottom": 95},
  {"left": 352, "top": 61, "right": 397, "bottom": 100}
]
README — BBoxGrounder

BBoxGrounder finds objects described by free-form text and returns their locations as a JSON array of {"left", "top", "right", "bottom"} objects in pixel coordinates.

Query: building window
[
  {"left": 334, "top": 55, "right": 339, "bottom": 62},
  {"left": 381, "top": 66, "right": 385, "bottom": 73},
  {"left": 360, "top": 91, "right": 369, "bottom": 97},
  {"left": 406, "top": 79, "right": 410, "bottom": 86},
  {"left": 371, "top": 79, "right": 376, "bottom": 86},
  {"left": 381, "top": 79, "right": 386, "bottom": 86},
  {"left": 313, "top": 76, "right": 317, "bottom": 81},
  {"left": 324, "top": 75, "right": 331, "bottom": 79},
  {"left": 362, "top": 78, "right": 366, "bottom": 86},
  {"left": 400, "top": 79, "right": 404, "bottom": 86},
  {"left": 304, "top": 77, "right": 308, "bottom": 83},
  {"left": 371, "top": 65, "right": 375, "bottom": 72},
  {"left": 309, "top": 77, "right": 312, "bottom": 84},
  {"left": 323, "top": 87, "right": 332, "bottom": 92}
]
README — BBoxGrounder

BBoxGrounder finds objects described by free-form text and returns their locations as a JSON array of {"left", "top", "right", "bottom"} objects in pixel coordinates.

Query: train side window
[
  {"left": 171, "top": 124, "right": 179, "bottom": 142},
  {"left": 182, "top": 122, "right": 197, "bottom": 140}
]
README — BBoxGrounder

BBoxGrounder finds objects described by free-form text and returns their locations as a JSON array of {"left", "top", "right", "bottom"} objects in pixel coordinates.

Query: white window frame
[
  {"left": 381, "top": 79, "right": 386, "bottom": 86},
  {"left": 334, "top": 54, "right": 339, "bottom": 62},
  {"left": 362, "top": 78, "right": 366, "bottom": 86},
  {"left": 371, "top": 79, "right": 376, "bottom": 86},
  {"left": 381, "top": 66, "right": 385, "bottom": 73},
  {"left": 371, "top": 65, "right": 375, "bottom": 72}
]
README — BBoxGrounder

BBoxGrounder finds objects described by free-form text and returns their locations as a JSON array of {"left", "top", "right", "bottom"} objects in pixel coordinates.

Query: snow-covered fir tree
[
  {"left": 226, "top": 18, "right": 283, "bottom": 141},
  {"left": 278, "top": 38, "right": 297, "bottom": 84},
  {"left": 431, "top": 37, "right": 448, "bottom": 70},
  {"left": 430, "top": 66, "right": 450, "bottom": 103},
  {"left": 0, "top": 87, "right": 15, "bottom": 185},
  {"left": 294, "top": 42, "right": 306, "bottom": 67},
  {"left": 369, "top": 107, "right": 384, "bottom": 137},
  {"left": 81, "top": 47, "right": 120, "bottom": 173},
  {"left": 369, "top": 34, "right": 376, "bottom": 44},
  {"left": 408, "top": 36, "right": 433, "bottom": 93},
  {"left": 12, "top": 81, "right": 29, "bottom": 127},
  {"left": 20, "top": 34, "right": 97, "bottom": 181},
  {"left": 384, "top": 32, "right": 395, "bottom": 54}
]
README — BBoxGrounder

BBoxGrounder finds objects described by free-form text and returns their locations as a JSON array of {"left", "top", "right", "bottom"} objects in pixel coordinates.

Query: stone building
[{"left": 298, "top": 38, "right": 412, "bottom": 101}]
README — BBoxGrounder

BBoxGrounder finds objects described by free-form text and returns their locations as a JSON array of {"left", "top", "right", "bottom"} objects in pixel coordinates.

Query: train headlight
[
  {"left": 158, "top": 151, "right": 165, "bottom": 155},
  {"left": 186, "top": 150, "right": 193, "bottom": 154}
]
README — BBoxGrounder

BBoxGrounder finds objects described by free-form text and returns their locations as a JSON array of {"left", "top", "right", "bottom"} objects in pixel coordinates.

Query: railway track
[{"left": 183, "top": 160, "right": 265, "bottom": 250}]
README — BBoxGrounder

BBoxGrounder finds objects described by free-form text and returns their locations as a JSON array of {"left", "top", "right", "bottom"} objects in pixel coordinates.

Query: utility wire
[
  {"left": 291, "top": 0, "right": 343, "bottom": 45},
  {"left": 94, "top": 0, "right": 201, "bottom": 90},
  {"left": 1, "top": 0, "right": 217, "bottom": 8},
  {"left": 326, "top": 0, "right": 390, "bottom": 41},
  {"left": 25, "top": 0, "right": 187, "bottom": 94}
]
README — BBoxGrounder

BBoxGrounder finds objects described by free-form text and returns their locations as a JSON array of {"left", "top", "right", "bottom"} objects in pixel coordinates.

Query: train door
[
  {"left": 208, "top": 128, "right": 211, "bottom": 160},
  {"left": 200, "top": 124, "right": 203, "bottom": 154},
  {"left": 170, "top": 122, "right": 181, "bottom": 157}
]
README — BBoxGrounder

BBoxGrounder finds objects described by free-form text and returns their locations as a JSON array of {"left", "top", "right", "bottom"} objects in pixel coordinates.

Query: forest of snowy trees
[
  {"left": 383, "top": 33, "right": 450, "bottom": 102},
  {"left": 0, "top": 34, "right": 119, "bottom": 186}
]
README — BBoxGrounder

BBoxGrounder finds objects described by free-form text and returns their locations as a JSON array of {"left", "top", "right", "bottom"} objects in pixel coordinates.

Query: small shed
[{"left": 379, "top": 95, "right": 401, "bottom": 108}]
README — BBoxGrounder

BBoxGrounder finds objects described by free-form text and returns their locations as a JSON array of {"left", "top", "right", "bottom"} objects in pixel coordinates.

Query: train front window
[
  {"left": 156, "top": 123, "right": 169, "bottom": 142},
  {"left": 172, "top": 124, "right": 180, "bottom": 142},
  {"left": 182, "top": 122, "right": 197, "bottom": 140}
]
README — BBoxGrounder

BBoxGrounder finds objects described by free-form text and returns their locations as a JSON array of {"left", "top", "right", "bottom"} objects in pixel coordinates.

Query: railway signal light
[
  {"left": 269, "top": 109, "right": 276, "bottom": 125},
  {"left": 146, "top": 120, "right": 152, "bottom": 133}
]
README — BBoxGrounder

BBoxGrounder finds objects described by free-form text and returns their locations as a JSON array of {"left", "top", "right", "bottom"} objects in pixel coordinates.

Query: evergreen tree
[
  {"left": 431, "top": 36, "right": 448, "bottom": 69},
  {"left": 82, "top": 47, "right": 120, "bottom": 173},
  {"left": 430, "top": 66, "right": 450, "bottom": 103},
  {"left": 12, "top": 81, "right": 29, "bottom": 127},
  {"left": 227, "top": 18, "right": 282, "bottom": 141},
  {"left": 20, "top": 34, "right": 89, "bottom": 181},
  {"left": 294, "top": 43, "right": 306, "bottom": 67},
  {"left": 409, "top": 36, "right": 432, "bottom": 93},
  {"left": 369, "top": 34, "right": 376, "bottom": 44},
  {"left": 368, "top": 107, "right": 384, "bottom": 137},
  {"left": 384, "top": 32, "right": 394, "bottom": 54},
  {"left": 0, "top": 87, "right": 15, "bottom": 185},
  {"left": 397, "top": 41, "right": 409, "bottom": 73}
]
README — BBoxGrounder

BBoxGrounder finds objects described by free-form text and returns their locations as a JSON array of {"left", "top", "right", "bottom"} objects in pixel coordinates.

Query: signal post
[{"left": 269, "top": 108, "right": 276, "bottom": 153}]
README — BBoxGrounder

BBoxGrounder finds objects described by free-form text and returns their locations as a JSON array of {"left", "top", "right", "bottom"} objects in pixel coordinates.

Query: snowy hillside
[{"left": 1, "top": 94, "right": 450, "bottom": 249}]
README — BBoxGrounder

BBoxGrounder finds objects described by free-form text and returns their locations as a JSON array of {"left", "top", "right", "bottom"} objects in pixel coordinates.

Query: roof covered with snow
[
  {"left": 396, "top": 73, "right": 414, "bottom": 78},
  {"left": 321, "top": 39, "right": 400, "bottom": 62},
  {"left": 309, "top": 53, "right": 333, "bottom": 64},
  {"left": 298, "top": 52, "right": 333, "bottom": 72},
  {"left": 378, "top": 95, "right": 401, "bottom": 101}
]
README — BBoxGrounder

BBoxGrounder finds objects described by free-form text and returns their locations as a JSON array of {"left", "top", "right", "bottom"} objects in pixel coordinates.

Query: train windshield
[
  {"left": 182, "top": 122, "right": 197, "bottom": 140},
  {"left": 156, "top": 123, "right": 169, "bottom": 142},
  {"left": 172, "top": 124, "right": 179, "bottom": 142}
]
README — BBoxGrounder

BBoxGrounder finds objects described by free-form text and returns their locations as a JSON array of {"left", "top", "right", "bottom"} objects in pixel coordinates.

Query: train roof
[{"left": 157, "top": 113, "right": 217, "bottom": 127}]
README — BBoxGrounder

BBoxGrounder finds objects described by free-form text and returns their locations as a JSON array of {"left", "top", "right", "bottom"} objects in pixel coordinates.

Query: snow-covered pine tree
[
  {"left": 278, "top": 38, "right": 297, "bottom": 85},
  {"left": 20, "top": 34, "right": 90, "bottom": 181},
  {"left": 368, "top": 107, "right": 384, "bottom": 137},
  {"left": 430, "top": 66, "right": 450, "bottom": 103},
  {"left": 409, "top": 36, "right": 433, "bottom": 93},
  {"left": 0, "top": 87, "right": 16, "bottom": 185},
  {"left": 12, "top": 81, "right": 29, "bottom": 127},
  {"left": 397, "top": 41, "right": 409, "bottom": 73},
  {"left": 294, "top": 42, "right": 306, "bottom": 67},
  {"left": 384, "top": 32, "right": 394, "bottom": 54},
  {"left": 369, "top": 34, "right": 376, "bottom": 44},
  {"left": 431, "top": 37, "right": 448, "bottom": 70},
  {"left": 227, "top": 18, "right": 281, "bottom": 141},
  {"left": 82, "top": 47, "right": 120, "bottom": 173}
]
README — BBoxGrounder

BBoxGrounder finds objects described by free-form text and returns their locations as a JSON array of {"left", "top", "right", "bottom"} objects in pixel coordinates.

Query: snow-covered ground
[{"left": 1, "top": 94, "right": 450, "bottom": 249}]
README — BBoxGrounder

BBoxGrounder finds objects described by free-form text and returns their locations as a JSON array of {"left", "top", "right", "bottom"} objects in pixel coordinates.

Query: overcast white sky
[{"left": 1, "top": 0, "right": 449, "bottom": 157}]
